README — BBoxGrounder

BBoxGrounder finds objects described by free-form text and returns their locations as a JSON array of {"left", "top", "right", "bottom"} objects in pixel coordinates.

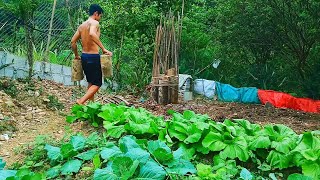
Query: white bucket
[{"left": 183, "top": 91, "right": 193, "bottom": 101}]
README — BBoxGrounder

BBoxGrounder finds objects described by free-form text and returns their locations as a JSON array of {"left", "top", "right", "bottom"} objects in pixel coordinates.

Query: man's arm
[
  {"left": 89, "top": 21, "right": 112, "bottom": 56},
  {"left": 71, "top": 29, "right": 81, "bottom": 59}
]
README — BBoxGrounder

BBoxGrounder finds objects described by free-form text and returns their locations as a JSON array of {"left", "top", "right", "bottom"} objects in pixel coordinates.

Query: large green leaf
[
  {"left": 147, "top": 140, "right": 173, "bottom": 163},
  {"left": 202, "top": 132, "right": 226, "bottom": 151},
  {"left": 266, "top": 150, "right": 291, "bottom": 169},
  {"left": 104, "top": 122, "right": 126, "bottom": 138},
  {"left": 183, "top": 125, "right": 202, "bottom": 144},
  {"left": 61, "top": 160, "right": 82, "bottom": 175},
  {"left": 219, "top": 137, "right": 249, "bottom": 162},
  {"left": 125, "top": 148, "right": 151, "bottom": 164},
  {"left": 0, "top": 158, "right": 5, "bottom": 170},
  {"left": 147, "top": 140, "right": 171, "bottom": 153},
  {"left": 168, "top": 121, "right": 188, "bottom": 141},
  {"left": 271, "top": 137, "right": 296, "bottom": 154},
  {"left": 234, "top": 119, "right": 261, "bottom": 136},
  {"left": 0, "top": 170, "right": 17, "bottom": 180},
  {"left": 44, "top": 144, "right": 62, "bottom": 161},
  {"left": 240, "top": 168, "right": 253, "bottom": 180},
  {"left": 66, "top": 116, "right": 78, "bottom": 123},
  {"left": 249, "top": 136, "right": 271, "bottom": 150},
  {"left": 300, "top": 149, "right": 319, "bottom": 161},
  {"left": 136, "top": 161, "right": 166, "bottom": 179},
  {"left": 126, "top": 121, "right": 150, "bottom": 134},
  {"left": 265, "top": 125, "right": 298, "bottom": 153},
  {"left": 112, "top": 157, "right": 139, "bottom": 179},
  {"left": 86, "top": 132, "right": 101, "bottom": 147},
  {"left": 166, "top": 159, "right": 197, "bottom": 175},
  {"left": 76, "top": 149, "right": 98, "bottom": 161},
  {"left": 301, "top": 161, "right": 320, "bottom": 180},
  {"left": 70, "top": 135, "right": 86, "bottom": 151},
  {"left": 93, "top": 154, "right": 102, "bottom": 169},
  {"left": 101, "top": 146, "right": 122, "bottom": 160},
  {"left": 183, "top": 110, "right": 196, "bottom": 120},
  {"left": 46, "top": 166, "right": 61, "bottom": 179},
  {"left": 195, "top": 121, "right": 210, "bottom": 131},
  {"left": 94, "top": 168, "right": 119, "bottom": 180},
  {"left": 173, "top": 144, "right": 196, "bottom": 160},
  {"left": 287, "top": 173, "right": 312, "bottom": 180},
  {"left": 119, "top": 136, "right": 141, "bottom": 153},
  {"left": 194, "top": 142, "right": 210, "bottom": 154},
  {"left": 61, "top": 143, "right": 77, "bottom": 159},
  {"left": 152, "top": 148, "right": 173, "bottom": 164}
]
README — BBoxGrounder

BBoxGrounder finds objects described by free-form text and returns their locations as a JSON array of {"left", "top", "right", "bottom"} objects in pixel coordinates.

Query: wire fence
[{"left": 0, "top": 0, "right": 114, "bottom": 67}]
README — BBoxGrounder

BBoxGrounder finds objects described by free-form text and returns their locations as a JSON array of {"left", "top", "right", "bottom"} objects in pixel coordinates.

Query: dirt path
[{"left": 0, "top": 79, "right": 319, "bottom": 166}]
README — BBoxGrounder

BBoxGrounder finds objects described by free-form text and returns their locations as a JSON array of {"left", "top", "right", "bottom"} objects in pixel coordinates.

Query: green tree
[
  {"left": 212, "top": 0, "right": 320, "bottom": 98},
  {"left": 1, "top": 0, "right": 44, "bottom": 78}
]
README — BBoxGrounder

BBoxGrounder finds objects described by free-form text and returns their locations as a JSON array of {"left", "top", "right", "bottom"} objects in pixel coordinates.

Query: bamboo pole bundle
[{"left": 151, "top": 9, "right": 183, "bottom": 105}]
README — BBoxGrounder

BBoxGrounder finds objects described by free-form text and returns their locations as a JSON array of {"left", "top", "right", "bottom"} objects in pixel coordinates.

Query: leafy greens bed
[
  {"left": 0, "top": 134, "right": 196, "bottom": 180},
  {"left": 66, "top": 103, "right": 320, "bottom": 179},
  {"left": 0, "top": 103, "right": 319, "bottom": 180}
]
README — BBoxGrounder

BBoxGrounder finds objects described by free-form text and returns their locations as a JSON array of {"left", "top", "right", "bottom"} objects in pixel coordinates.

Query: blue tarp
[{"left": 215, "top": 82, "right": 261, "bottom": 104}]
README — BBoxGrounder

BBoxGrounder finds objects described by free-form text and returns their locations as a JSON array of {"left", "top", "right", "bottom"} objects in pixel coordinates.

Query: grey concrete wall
[{"left": 0, "top": 51, "right": 108, "bottom": 89}]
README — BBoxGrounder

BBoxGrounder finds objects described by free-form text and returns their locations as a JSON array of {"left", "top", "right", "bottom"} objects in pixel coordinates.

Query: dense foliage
[{"left": 1, "top": 0, "right": 319, "bottom": 97}]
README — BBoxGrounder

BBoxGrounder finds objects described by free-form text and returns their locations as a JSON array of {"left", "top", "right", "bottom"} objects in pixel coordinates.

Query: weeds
[
  {"left": 0, "top": 79, "right": 18, "bottom": 97},
  {"left": 46, "top": 95, "right": 64, "bottom": 111}
]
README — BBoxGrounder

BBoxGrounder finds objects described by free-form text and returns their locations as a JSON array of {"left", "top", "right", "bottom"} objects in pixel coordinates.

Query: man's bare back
[
  {"left": 78, "top": 19, "right": 100, "bottom": 54},
  {"left": 71, "top": 17, "right": 111, "bottom": 58}
]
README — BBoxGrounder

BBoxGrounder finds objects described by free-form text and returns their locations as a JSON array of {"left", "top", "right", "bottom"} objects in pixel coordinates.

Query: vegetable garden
[{"left": 1, "top": 102, "right": 319, "bottom": 179}]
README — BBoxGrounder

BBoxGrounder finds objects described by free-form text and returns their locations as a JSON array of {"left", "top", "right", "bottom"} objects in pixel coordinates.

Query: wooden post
[
  {"left": 151, "top": 77, "right": 160, "bottom": 103},
  {"left": 158, "top": 75, "right": 169, "bottom": 105},
  {"left": 169, "top": 75, "right": 179, "bottom": 104}
]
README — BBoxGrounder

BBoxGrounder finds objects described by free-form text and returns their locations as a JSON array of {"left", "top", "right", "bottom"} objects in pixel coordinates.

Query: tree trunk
[{"left": 25, "top": 24, "right": 34, "bottom": 79}]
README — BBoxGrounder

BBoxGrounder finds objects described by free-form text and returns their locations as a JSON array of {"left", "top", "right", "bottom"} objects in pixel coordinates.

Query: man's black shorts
[{"left": 81, "top": 53, "right": 102, "bottom": 87}]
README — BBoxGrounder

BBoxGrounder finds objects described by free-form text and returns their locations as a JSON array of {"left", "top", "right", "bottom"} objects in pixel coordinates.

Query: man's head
[{"left": 89, "top": 4, "right": 103, "bottom": 21}]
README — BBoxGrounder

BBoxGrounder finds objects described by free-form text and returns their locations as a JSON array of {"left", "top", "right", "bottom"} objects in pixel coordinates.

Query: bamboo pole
[{"left": 44, "top": 0, "right": 57, "bottom": 63}]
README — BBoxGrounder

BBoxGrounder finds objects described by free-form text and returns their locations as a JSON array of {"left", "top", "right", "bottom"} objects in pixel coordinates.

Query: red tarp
[{"left": 258, "top": 90, "right": 320, "bottom": 113}]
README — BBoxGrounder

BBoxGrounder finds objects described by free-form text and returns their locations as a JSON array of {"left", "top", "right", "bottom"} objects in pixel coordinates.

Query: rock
[
  {"left": 38, "top": 112, "right": 46, "bottom": 116},
  {"left": 5, "top": 101, "right": 15, "bottom": 107},
  {"left": 0, "top": 114, "right": 4, "bottom": 120},
  {"left": 25, "top": 113, "right": 33, "bottom": 120},
  {"left": 33, "top": 109, "right": 42, "bottom": 113},
  {"left": 43, "top": 98, "right": 50, "bottom": 103},
  {"left": 28, "top": 90, "right": 34, "bottom": 96},
  {"left": 0, "top": 134, "right": 9, "bottom": 141},
  {"left": 35, "top": 91, "right": 40, "bottom": 97},
  {"left": 265, "top": 102, "right": 274, "bottom": 108},
  {"left": 4, "top": 151, "right": 10, "bottom": 156}
]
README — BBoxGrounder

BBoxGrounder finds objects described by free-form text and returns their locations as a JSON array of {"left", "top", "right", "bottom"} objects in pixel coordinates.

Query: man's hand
[
  {"left": 102, "top": 48, "right": 113, "bottom": 56},
  {"left": 75, "top": 55, "right": 81, "bottom": 60}
]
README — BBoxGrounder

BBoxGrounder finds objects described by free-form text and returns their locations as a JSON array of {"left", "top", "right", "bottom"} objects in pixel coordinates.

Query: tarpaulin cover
[
  {"left": 215, "top": 82, "right": 260, "bottom": 104},
  {"left": 258, "top": 90, "right": 320, "bottom": 113},
  {"left": 194, "top": 79, "right": 216, "bottom": 99}
]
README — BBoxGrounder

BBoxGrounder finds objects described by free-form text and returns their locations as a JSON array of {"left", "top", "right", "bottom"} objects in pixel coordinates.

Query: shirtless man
[{"left": 71, "top": 4, "right": 112, "bottom": 105}]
